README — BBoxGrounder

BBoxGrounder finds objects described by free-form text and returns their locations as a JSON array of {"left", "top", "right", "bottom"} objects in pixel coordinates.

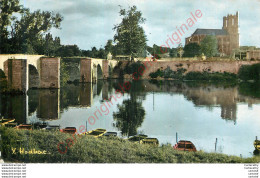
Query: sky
[{"left": 22, "top": 0, "right": 260, "bottom": 50}]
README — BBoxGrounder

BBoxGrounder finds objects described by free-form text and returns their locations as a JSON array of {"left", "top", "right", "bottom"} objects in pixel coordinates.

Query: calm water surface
[{"left": 0, "top": 80, "right": 259, "bottom": 158}]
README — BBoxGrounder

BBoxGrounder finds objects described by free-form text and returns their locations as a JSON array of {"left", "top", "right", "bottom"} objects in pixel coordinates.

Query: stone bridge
[{"left": 0, "top": 54, "right": 117, "bottom": 92}]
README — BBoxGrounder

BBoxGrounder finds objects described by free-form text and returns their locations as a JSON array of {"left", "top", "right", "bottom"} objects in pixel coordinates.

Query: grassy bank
[{"left": 0, "top": 127, "right": 259, "bottom": 163}]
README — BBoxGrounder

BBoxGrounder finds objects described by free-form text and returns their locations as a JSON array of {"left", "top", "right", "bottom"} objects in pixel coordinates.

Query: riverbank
[{"left": 0, "top": 127, "right": 259, "bottom": 163}]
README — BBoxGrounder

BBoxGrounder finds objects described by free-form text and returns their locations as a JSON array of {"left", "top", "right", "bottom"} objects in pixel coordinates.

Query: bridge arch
[
  {"left": 109, "top": 65, "right": 112, "bottom": 78},
  {"left": 97, "top": 64, "right": 103, "bottom": 80},
  {"left": 92, "top": 64, "right": 97, "bottom": 83},
  {"left": 0, "top": 69, "right": 6, "bottom": 79},
  {"left": 29, "top": 64, "right": 39, "bottom": 88}
]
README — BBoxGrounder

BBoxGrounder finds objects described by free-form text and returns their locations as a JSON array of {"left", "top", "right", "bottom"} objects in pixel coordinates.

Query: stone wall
[
  {"left": 4, "top": 59, "right": 27, "bottom": 91},
  {"left": 39, "top": 58, "right": 60, "bottom": 88},
  {"left": 140, "top": 60, "right": 260, "bottom": 78}
]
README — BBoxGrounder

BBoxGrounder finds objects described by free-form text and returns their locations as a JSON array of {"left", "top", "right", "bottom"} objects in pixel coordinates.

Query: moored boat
[
  {"left": 103, "top": 132, "right": 117, "bottom": 137},
  {"left": 173, "top": 140, "right": 197, "bottom": 152},
  {"left": 83, "top": 129, "right": 107, "bottom": 137},
  {"left": 60, "top": 127, "right": 77, "bottom": 134},
  {"left": 254, "top": 140, "right": 260, "bottom": 151},
  {"left": 4, "top": 123, "right": 18, "bottom": 128},
  {"left": 0, "top": 118, "right": 15, "bottom": 126},
  {"left": 140, "top": 138, "right": 159, "bottom": 146},
  {"left": 15, "top": 124, "right": 32, "bottom": 130},
  {"left": 45, "top": 125, "right": 60, "bottom": 131},
  {"left": 128, "top": 134, "right": 148, "bottom": 143}
]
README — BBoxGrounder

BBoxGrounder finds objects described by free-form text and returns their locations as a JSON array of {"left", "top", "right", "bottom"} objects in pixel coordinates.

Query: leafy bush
[
  {"left": 149, "top": 69, "right": 164, "bottom": 78},
  {"left": 238, "top": 63, "right": 260, "bottom": 81},
  {"left": 124, "top": 61, "right": 145, "bottom": 75},
  {"left": 149, "top": 67, "right": 186, "bottom": 80}
]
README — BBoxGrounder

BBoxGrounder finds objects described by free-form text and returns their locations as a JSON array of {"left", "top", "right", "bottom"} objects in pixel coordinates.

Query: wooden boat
[
  {"left": 83, "top": 129, "right": 107, "bottom": 137},
  {"left": 4, "top": 123, "right": 18, "bottom": 128},
  {"left": 15, "top": 124, "right": 32, "bottom": 130},
  {"left": 128, "top": 134, "right": 148, "bottom": 142},
  {"left": 45, "top": 125, "right": 60, "bottom": 131},
  {"left": 140, "top": 138, "right": 159, "bottom": 146},
  {"left": 103, "top": 132, "right": 117, "bottom": 137},
  {"left": 34, "top": 123, "right": 48, "bottom": 129},
  {"left": 254, "top": 140, "right": 260, "bottom": 151},
  {"left": 60, "top": 127, "right": 77, "bottom": 134},
  {"left": 173, "top": 140, "right": 197, "bottom": 152},
  {"left": 0, "top": 118, "right": 15, "bottom": 126}
]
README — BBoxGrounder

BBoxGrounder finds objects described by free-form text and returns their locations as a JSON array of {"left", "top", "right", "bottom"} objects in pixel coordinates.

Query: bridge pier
[
  {"left": 80, "top": 58, "right": 92, "bottom": 83},
  {"left": 39, "top": 58, "right": 60, "bottom": 88},
  {"left": 4, "top": 59, "right": 27, "bottom": 92},
  {"left": 102, "top": 60, "right": 109, "bottom": 79}
]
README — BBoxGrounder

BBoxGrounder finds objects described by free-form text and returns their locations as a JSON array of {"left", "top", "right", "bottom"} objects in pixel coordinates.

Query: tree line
[{"left": 0, "top": 1, "right": 216, "bottom": 59}]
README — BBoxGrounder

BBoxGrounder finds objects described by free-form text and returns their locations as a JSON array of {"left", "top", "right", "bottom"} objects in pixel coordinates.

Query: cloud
[{"left": 22, "top": 0, "right": 260, "bottom": 49}]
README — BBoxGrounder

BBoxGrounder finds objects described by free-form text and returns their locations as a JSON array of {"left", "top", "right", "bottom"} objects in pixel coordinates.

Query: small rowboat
[
  {"left": 0, "top": 118, "right": 15, "bottom": 126},
  {"left": 83, "top": 129, "right": 107, "bottom": 137},
  {"left": 128, "top": 134, "right": 148, "bottom": 143},
  {"left": 4, "top": 123, "right": 18, "bottom": 128},
  {"left": 173, "top": 140, "right": 197, "bottom": 152},
  {"left": 45, "top": 125, "right": 60, "bottom": 131},
  {"left": 60, "top": 127, "right": 77, "bottom": 134},
  {"left": 15, "top": 124, "right": 32, "bottom": 130},
  {"left": 140, "top": 138, "right": 159, "bottom": 146},
  {"left": 254, "top": 140, "right": 260, "bottom": 151},
  {"left": 103, "top": 132, "right": 117, "bottom": 137}
]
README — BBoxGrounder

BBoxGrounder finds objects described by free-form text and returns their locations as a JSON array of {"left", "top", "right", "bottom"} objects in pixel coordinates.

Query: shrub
[
  {"left": 124, "top": 61, "right": 145, "bottom": 75},
  {"left": 238, "top": 63, "right": 260, "bottom": 81}
]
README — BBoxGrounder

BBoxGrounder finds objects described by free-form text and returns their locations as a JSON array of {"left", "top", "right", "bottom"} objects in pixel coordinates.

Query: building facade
[{"left": 185, "top": 12, "right": 239, "bottom": 56}]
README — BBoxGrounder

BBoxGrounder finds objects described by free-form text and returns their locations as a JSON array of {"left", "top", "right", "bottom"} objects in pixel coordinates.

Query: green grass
[{"left": 0, "top": 127, "right": 259, "bottom": 163}]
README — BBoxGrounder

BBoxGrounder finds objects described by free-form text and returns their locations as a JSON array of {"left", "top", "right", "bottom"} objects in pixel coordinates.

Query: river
[{"left": 0, "top": 80, "right": 259, "bottom": 158}]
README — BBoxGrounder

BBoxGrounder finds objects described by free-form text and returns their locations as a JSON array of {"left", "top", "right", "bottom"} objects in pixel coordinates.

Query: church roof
[{"left": 192, "top": 28, "right": 228, "bottom": 36}]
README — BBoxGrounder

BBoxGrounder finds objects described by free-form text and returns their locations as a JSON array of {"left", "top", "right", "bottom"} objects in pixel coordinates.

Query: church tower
[{"left": 222, "top": 12, "right": 240, "bottom": 54}]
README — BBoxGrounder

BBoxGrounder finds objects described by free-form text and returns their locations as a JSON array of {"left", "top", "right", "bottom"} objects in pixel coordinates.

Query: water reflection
[
  {"left": 37, "top": 89, "right": 60, "bottom": 120},
  {"left": 0, "top": 94, "right": 27, "bottom": 123},
  {"left": 113, "top": 95, "right": 145, "bottom": 137},
  {"left": 0, "top": 80, "right": 259, "bottom": 157}
]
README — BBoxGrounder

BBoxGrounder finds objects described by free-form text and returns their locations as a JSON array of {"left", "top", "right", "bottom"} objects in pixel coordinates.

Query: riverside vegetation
[
  {"left": 149, "top": 63, "right": 260, "bottom": 82},
  {"left": 0, "top": 127, "right": 259, "bottom": 163}
]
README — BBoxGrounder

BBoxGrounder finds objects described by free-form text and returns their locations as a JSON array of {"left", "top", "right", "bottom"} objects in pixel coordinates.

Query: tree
[
  {"left": 0, "top": 0, "right": 24, "bottom": 53},
  {"left": 200, "top": 35, "right": 218, "bottom": 57},
  {"left": 56, "top": 45, "right": 81, "bottom": 57},
  {"left": 104, "top": 39, "right": 113, "bottom": 53},
  {"left": 183, "top": 43, "right": 201, "bottom": 57},
  {"left": 177, "top": 44, "right": 184, "bottom": 58},
  {"left": 169, "top": 48, "right": 177, "bottom": 57},
  {"left": 113, "top": 6, "right": 147, "bottom": 60},
  {"left": 0, "top": 0, "right": 63, "bottom": 54}
]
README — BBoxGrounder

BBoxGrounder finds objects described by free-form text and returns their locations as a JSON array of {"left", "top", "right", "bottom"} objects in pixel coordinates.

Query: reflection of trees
[
  {"left": 113, "top": 99, "right": 145, "bottom": 137},
  {"left": 113, "top": 80, "right": 146, "bottom": 137},
  {"left": 238, "top": 82, "right": 260, "bottom": 98}
]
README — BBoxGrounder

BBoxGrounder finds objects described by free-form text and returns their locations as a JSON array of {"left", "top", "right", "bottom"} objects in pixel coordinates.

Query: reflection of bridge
[
  {"left": 0, "top": 80, "right": 111, "bottom": 123},
  {"left": 0, "top": 55, "right": 117, "bottom": 92}
]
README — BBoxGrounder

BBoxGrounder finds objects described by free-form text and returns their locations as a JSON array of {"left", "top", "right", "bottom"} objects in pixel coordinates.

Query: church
[{"left": 185, "top": 12, "right": 239, "bottom": 56}]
